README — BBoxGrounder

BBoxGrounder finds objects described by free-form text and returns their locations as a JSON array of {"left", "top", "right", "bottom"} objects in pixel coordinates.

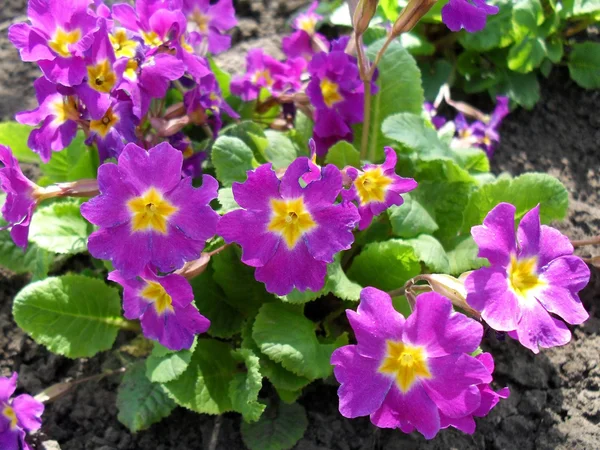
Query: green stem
[{"left": 360, "top": 80, "right": 372, "bottom": 160}]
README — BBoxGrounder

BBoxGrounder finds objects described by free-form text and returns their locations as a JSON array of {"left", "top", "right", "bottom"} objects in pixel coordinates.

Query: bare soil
[{"left": 0, "top": 1, "right": 599, "bottom": 449}]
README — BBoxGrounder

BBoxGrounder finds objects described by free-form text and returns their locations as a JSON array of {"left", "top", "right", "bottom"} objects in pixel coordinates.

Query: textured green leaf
[
  {"left": 504, "top": 71, "right": 540, "bottom": 109},
  {"left": 117, "top": 362, "right": 176, "bottom": 432},
  {"left": 507, "top": 36, "right": 546, "bottom": 73},
  {"left": 324, "top": 253, "right": 363, "bottom": 301},
  {"left": 461, "top": 173, "right": 569, "bottom": 233},
  {"left": 221, "top": 121, "right": 268, "bottom": 160},
  {"left": 568, "top": 42, "right": 600, "bottom": 89},
  {"left": 39, "top": 132, "right": 97, "bottom": 183},
  {"left": 445, "top": 235, "right": 488, "bottom": 276},
  {"left": 229, "top": 349, "right": 266, "bottom": 423},
  {"left": 145, "top": 340, "right": 196, "bottom": 383},
  {"left": 253, "top": 302, "right": 346, "bottom": 380},
  {"left": 403, "top": 235, "right": 450, "bottom": 273},
  {"left": 0, "top": 122, "right": 40, "bottom": 163},
  {"left": 162, "top": 339, "right": 236, "bottom": 414},
  {"left": 325, "top": 141, "right": 360, "bottom": 169},
  {"left": 348, "top": 240, "right": 421, "bottom": 291},
  {"left": 459, "top": 0, "right": 514, "bottom": 51},
  {"left": 264, "top": 130, "right": 297, "bottom": 169},
  {"left": 241, "top": 403, "right": 308, "bottom": 450},
  {"left": 354, "top": 39, "right": 424, "bottom": 161},
  {"left": 28, "top": 200, "right": 91, "bottom": 254},
  {"left": 388, "top": 193, "right": 438, "bottom": 238},
  {"left": 290, "top": 111, "right": 314, "bottom": 157},
  {"left": 13, "top": 275, "right": 122, "bottom": 358},
  {"left": 217, "top": 187, "right": 238, "bottom": 214},
  {"left": 212, "top": 136, "right": 256, "bottom": 186},
  {"left": 419, "top": 60, "right": 453, "bottom": 102}
]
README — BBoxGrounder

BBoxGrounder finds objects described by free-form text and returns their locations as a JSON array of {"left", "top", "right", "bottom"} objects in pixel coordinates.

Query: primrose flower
[
  {"left": 0, "top": 145, "right": 42, "bottom": 249},
  {"left": 15, "top": 77, "right": 80, "bottom": 162},
  {"left": 86, "top": 99, "right": 137, "bottom": 162},
  {"left": 344, "top": 147, "right": 418, "bottom": 230},
  {"left": 331, "top": 288, "right": 492, "bottom": 439},
  {"left": 455, "top": 96, "right": 509, "bottom": 157},
  {"left": 169, "top": 133, "right": 205, "bottom": 179},
  {"left": 8, "top": 0, "right": 97, "bottom": 86},
  {"left": 108, "top": 266, "right": 210, "bottom": 350},
  {"left": 424, "top": 102, "right": 447, "bottom": 130},
  {"left": 0, "top": 373, "right": 44, "bottom": 450},
  {"left": 230, "top": 49, "right": 306, "bottom": 101},
  {"left": 465, "top": 203, "right": 590, "bottom": 353},
  {"left": 307, "top": 44, "right": 374, "bottom": 156},
  {"left": 441, "top": 0, "right": 499, "bottom": 33},
  {"left": 81, "top": 142, "right": 220, "bottom": 278},
  {"left": 218, "top": 158, "right": 360, "bottom": 295},
  {"left": 183, "top": 0, "right": 238, "bottom": 54},
  {"left": 282, "top": 1, "right": 327, "bottom": 59}
]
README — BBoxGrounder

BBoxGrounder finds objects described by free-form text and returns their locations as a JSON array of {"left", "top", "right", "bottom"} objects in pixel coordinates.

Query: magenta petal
[
  {"left": 471, "top": 202, "right": 516, "bottom": 267},
  {"left": 107, "top": 270, "right": 147, "bottom": 320},
  {"left": 279, "top": 158, "right": 310, "bottom": 199},
  {"left": 537, "top": 225, "right": 575, "bottom": 267},
  {"left": 346, "top": 287, "right": 404, "bottom": 360},
  {"left": 516, "top": 204, "right": 541, "bottom": 259},
  {"left": 12, "top": 394, "right": 44, "bottom": 432},
  {"left": 371, "top": 384, "right": 441, "bottom": 439},
  {"left": 303, "top": 164, "right": 343, "bottom": 207},
  {"left": 255, "top": 242, "right": 326, "bottom": 295},
  {"left": 0, "top": 373, "right": 18, "bottom": 404},
  {"left": 440, "top": 413, "right": 476, "bottom": 434},
  {"left": 404, "top": 292, "right": 483, "bottom": 357},
  {"left": 422, "top": 354, "right": 490, "bottom": 419},
  {"left": 158, "top": 306, "right": 209, "bottom": 351},
  {"left": 512, "top": 300, "right": 572, "bottom": 353},
  {"left": 305, "top": 203, "right": 359, "bottom": 263},
  {"left": 231, "top": 163, "right": 281, "bottom": 211},
  {"left": 331, "top": 345, "right": 393, "bottom": 418}
]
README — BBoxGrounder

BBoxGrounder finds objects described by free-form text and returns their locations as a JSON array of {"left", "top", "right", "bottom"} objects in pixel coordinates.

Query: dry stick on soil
[
  {"left": 207, "top": 415, "right": 223, "bottom": 450},
  {"left": 571, "top": 236, "right": 600, "bottom": 247}
]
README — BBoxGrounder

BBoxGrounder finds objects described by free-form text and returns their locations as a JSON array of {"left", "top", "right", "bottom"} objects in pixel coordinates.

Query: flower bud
[
  {"left": 420, "top": 273, "right": 481, "bottom": 319},
  {"left": 391, "top": 0, "right": 437, "bottom": 37},
  {"left": 353, "top": 0, "right": 379, "bottom": 36}
]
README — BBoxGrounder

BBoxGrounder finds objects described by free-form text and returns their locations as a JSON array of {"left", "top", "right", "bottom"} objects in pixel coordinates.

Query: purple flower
[
  {"left": 108, "top": 266, "right": 210, "bottom": 350},
  {"left": 0, "top": 145, "right": 41, "bottom": 249},
  {"left": 282, "top": 1, "right": 327, "bottom": 59},
  {"left": 455, "top": 96, "right": 509, "bottom": 157},
  {"left": 169, "top": 133, "right": 205, "bottom": 179},
  {"left": 331, "top": 288, "right": 493, "bottom": 439},
  {"left": 9, "top": 0, "right": 98, "bottom": 86},
  {"left": 230, "top": 49, "right": 306, "bottom": 102},
  {"left": 183, "top": 0, "right": 237, "bottom": 54},
  {"left": 0, "top": 373, "right": 44, "bottom": 450},
  {"left": 218, "top": 158, "right": 360, "bottom": 295},
  {"left": 440, "top": 353, "right": 509, "bottom": 433},
  {"left": 16, "top": 77, "right": 80, "bottom": 162},
  {"left": 87, "top": 99, "right": 137, "bottom": 162},
  {"left": 424, "top": 102, "right": 447, "bottom": 130},
  {"left": 307, "top": 45, "right": 373, "bottom": 156},
  {"left": 441, "top": 0, "right": 499, "bottom": 33},
  {"left": 465, "top": 203, "right": 590, "bottom": 353},
  {"left": 343, "top": 147, "right": 417, "bottom": 230},
  {"left": 81, "top": 142, "right": 219, "bottom": 278}
]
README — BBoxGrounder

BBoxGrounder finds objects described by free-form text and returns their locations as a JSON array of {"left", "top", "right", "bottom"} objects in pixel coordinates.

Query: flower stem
[{"left": 571, "top": 236, "right": 600, "bottom": 247}]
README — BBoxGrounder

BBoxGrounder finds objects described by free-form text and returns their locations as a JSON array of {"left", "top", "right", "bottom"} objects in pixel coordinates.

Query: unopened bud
[
  {"left": 421, "top": 273, "right": 481, "bottom": 319},
  {"left": 353, "top": 0, "right": 378, "bottom": 36},
  {"left": 391, "top": 0, "right": 437, "bottom": 37}
]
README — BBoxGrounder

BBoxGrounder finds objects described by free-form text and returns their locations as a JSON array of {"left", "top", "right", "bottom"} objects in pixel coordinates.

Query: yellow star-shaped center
[
  {"left": 127, "top": 188, "right": 179, "bottom": 234},
  {"left": 267, "top": 197, "right": 317, "bottom": 249},
  {"left": 378, "top": 341, "right": 432, "bottom": 392}
]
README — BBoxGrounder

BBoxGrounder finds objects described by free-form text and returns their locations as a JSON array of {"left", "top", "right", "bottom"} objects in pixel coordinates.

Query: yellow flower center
[
  {"left": 52, "top": 96, "right": 79, "bottom": 124},
  {"left": 2, "top": 404, "right": 17, "bottom": 429},
  {"left": 109, "top": 29, "right": 138, "bottom": 59},
  {"left": 508, "top": 256, "right": 545, "bottom": 300},
  {"left": 48, "top": 27, "right": 81, "bottom": 57},
  {"left": 297, "top": 16, "right": 317, "bottom": 34},
  {"left": 251, "top": 69, "right": 274, "bottom": 87},
  {"left": 124, "top": 59, "right": 139, "bottom": 81},
  {"left": 180, "top": 35, "right": 194, "bottom": 53},
  {"left": 192, "top": 10, "right": 210, "bottom": 33},
  {"left": 267, "top": 197, "right": 317, "bottom": 249},
  {"left": 140, "top": 280, "right": 174, "bottom": 315},
  {"left": 89, "top": 106, "right": 119, "bottom": 138},
  {"left": 127, "top": 188, "right": 179, "bottom": 234},
  {"left": 354, "top": 167, "right": 392, "bottom": 205},
  {"left": 379, "top": 341, "right": 432, "bottom": 393},
  {"left": 142, "top": 31, "right": 163, "bottom": 48},
  {"left": 320, "top": 78, "right": 343, "bottom": 108},
  {"left": 87, "top": 59, "right": 117, "bottom": 94}
]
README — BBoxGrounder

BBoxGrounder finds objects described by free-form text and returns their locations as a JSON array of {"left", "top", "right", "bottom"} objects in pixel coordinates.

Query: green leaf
[
  {"left": 217, "top": 187, "right": 238, "bottom": 214},
  {"left": 264, "top": 130, "right": 297, "bottom": 169},
  {"left": 230, "top": 349, "right": 266, "bottom": 423},
  {"left": 28, "top": 200, "right": 91, "bottom": 254},
  {"left": 13, "top": 275, "right": 122, "bottom": 358},
  {"left": 117, "top": 361, "right": 176, "bottom": 432},
  {"left": 324, "top": 253, "right": 363, "bottom": 301},
  {"left": 568, "top": 42, "right": 600, "bottom": 89},
  {"left": 403, "top": 235, "right": 450, "bottom": 273},
  {"left": 445, "top": 235, "right": 488, "bottom": 276},
  {"left": 419, "top": 60, "right": 453, "bottom": 102},
  {"left": 241, "top": 402, "right": 308, "bottom": 450},
  {"left": 212, "top": 246, "right": 273, "bottom": 316},
  {"left": 461, "top": 173, "right": 569, "bottom": 233},
  {"left": 400, "top": 32, "right": 435, "bottom": 56},
  {"left": 0, "top": 122, "right": 40, "bottom": 163},
  {"left": 354, "top": 39, "right": 424, "bottom": 161},
  {"left": 348, "top": 240, "right": 421, "bottom": 291},
  {"left": 221, "top": 121, "right": 268, "bottom": 160},
  {"left": 162, "top": 339, "right": 236, "bottom": 414},
  {"left": 212, "top": 136, "right": 256, "bottom": 186},
  {"left": 252, "top": 302, "right": 346, "bottom": 380},
  {"left": 145, "top": 340, "right": 197, "bottom": 383},
  {"left": 459, "top": 0, "right": 514, "bottom": 51},
  {"left": 208, "top": 56, "right": 231, "bottom": 98},
  {"left": 388, "top": 193, "right": 438, "bottom": 238},
  {"left": 503, "top": 71, "right": 540, "bottom": 109},
  {"left": 191, "top": 266, "right": 244, "bottom": 338},
  {"left": 39, "top": 132, "right": 97, "bottom": 183},
  {"left": 290, "top": 111, "right": 313, "bottom": 157},
  {"left": 507, "top": 36, "right": 546, "bottom": 73},
  {"left": 325, "top": 141, "right": 361, "bottom": 169},
  {"left": 562, "top": 0, "right": 600, "bottom": 17}
]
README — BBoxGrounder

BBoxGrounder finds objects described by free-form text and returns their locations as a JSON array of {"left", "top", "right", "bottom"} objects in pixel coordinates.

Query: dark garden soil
[{"left": 1, "top": 1, "right": 599, "bottom": 449}]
